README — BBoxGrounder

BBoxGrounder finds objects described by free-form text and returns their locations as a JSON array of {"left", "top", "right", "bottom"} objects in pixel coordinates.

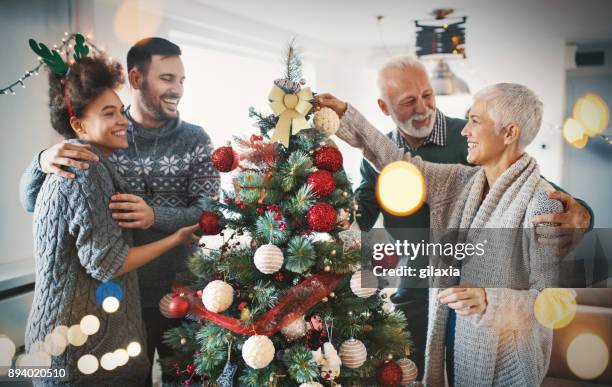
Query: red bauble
[
  {"left": 199, "top": 211, "right": 222, "bottom": 235},
  {"left": 167, "top": 295, "right": 190, "bottom": 318},
  {"left": 307, "top": 170, "right": 336, "bottom": 198},
  {"left": 372, "top": 252, "right": 400, "bottom": 270},
  {"left": 313, "top": 146, "right": 343, "bottom": 172},
  {"left": 307, "top": 202, "right": 337, "bottom": 232},
  {"left": 212, "top": 146, "right": 238, "bottom": 172},
  {"left": 377, "top": 361, "right": 403, "bottom": 387}
]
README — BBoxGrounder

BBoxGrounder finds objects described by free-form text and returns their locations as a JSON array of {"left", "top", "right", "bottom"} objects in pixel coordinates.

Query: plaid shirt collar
[{"left": 391, "top": 108, "right": 446, "bottom": 151}]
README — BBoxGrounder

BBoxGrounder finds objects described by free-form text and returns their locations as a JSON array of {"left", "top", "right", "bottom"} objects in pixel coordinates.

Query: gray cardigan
[
  {"left": 25, "top": 142, "right": 149, "bottom": 385},
  {"left": 337, "top": 105, "right": 563, "bottom": 387}
]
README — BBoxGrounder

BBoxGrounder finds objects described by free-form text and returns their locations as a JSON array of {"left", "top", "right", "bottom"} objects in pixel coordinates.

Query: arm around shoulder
[{"left": 19, "top": 152, "right": 47, "bottom": 212}]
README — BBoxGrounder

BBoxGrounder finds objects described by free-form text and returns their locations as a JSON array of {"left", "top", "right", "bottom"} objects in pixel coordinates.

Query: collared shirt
[{"left": 390, "top": 108, "right": 447, "bottom": 152}]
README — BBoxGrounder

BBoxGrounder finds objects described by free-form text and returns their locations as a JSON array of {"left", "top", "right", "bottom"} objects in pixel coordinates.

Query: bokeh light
[
  {"left": 16, "top": 351, "right": 51, "bottom": 368},
  {"left": 100, "top": 352, "right": 117, "bottom": 371},
  {"left": 114, "top": 349, "right": 129, "bottom": 367},
  {"left": 96, "top": 280, "right": 124, "bottom": 304},
  {"left": 77, "top": 354, "right": 99, "bottom": 375},
  {"left": 567, "top": 333, "right": 609, "bottom": 380},
  {"left": 534, "top": 288, "right": 577, "bottom": 329},
  {"left": 67, "top": 324, "right": 88, "bottom": 347},
  {"left": 80, "top": 315, "right": 100, "bottom": 336},
  {"left": 573, "top": 94, "right": 609, "bottom": 137},
  {"left": 562, "top": 118, "right": 588, "bottom": 149},
  {"left": 113, "top": 0, "right": 163, "bottom": 45},
  {"left": 127, "top": 341, "right": 141, "bottom": 357},
  {"left": 0, "top": 335, "right": 16, "bottom": 366},
  {"left": 376, "top": 161, "right": 425, "bottom": 216},
  {"left": 44, "top": 329, "right": 68, "bottom": 356},
  {"left": 102, "top": 296, "right": 120, "bottom": 313}
]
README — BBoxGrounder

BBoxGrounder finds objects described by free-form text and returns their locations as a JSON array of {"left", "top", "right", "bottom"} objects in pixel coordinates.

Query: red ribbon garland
[{"left": 173, "top": 272, "right": 345, "bottom": 336}]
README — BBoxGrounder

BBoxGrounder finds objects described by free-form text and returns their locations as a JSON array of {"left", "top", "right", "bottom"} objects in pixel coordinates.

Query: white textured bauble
[
  {"left": 254, "top": 244, "right": 284, "bottom": 274},
  {"left": 350, "top": 271, "right": 377, "bottom": 298},
  {"left": 339, "top": 338, "right": 367, "bottom": 369},
  {"left": 280, "top": 316, "right": 307, "bottom": 342},
  {"left": 397, "top": 357, "right": 418, "bottom": 384},
  {"left": 242, "top": 335, "right": 275, "bottom": 369},
  {"left": 202, "top": 280, "right": 234, "bottom": 312},
  {"left": 313, "top": 107, "right": 340, "bottom": 135},
  {"left": 300, "top": 383, "right": 323, "bottom": 387}
]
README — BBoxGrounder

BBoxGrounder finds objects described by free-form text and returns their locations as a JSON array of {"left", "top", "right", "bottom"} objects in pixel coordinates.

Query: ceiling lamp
[
  {"left": 430, "top": 59, "right": 470, "bottom": 95},
  {"left": 416, "top": 9, "right": 470, "bottom": 95}
]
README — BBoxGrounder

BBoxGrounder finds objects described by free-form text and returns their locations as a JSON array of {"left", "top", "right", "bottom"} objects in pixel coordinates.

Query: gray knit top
[
  {"left": 19, "top": 114, "right": 220, "bottom": 307},
  {"left": 24, "top": 141, "right": 149, "bottom": 385},
  {"left": 337, "top": 105, "right": 563, "bottom": 387}
]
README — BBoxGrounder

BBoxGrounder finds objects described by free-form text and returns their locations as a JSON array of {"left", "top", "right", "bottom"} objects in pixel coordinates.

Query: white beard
[{"left": 391, "top": 108, "right": 436, "bottom": 139}]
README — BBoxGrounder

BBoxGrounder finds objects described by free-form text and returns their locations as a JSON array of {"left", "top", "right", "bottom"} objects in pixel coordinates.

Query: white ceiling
[{"left": 193, "top": 0, "right": 612, "bottom": 48}]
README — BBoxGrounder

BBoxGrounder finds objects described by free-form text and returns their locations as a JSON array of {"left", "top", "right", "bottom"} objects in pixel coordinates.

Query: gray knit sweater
[
  {"left": 337, "top": 105, "right": 563, "bottom": 387},
  {"left": 20, "top": 114, "right": 220, "bottom": 307},
  {"left": 25, "top": 141, "right": 149, "bottom": 385}
]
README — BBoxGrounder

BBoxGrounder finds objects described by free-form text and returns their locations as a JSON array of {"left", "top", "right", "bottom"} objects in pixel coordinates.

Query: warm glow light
[
  {"left": 567, "top": 333, "right": 609, "bottom": 380},
  {"left": 77, "top": 354, "right": 99, "bottom": 375},
  {"left": 100, "top": 352, "right": 116, "bottom": 371},
  {"left": 376, "top": 161, "right": 425, "bottom": 216},
  {"left": 0, "top": 335, "right": 16, "bottom": 366},
  {"left": 44, "top": 330, "right": 68, "bottom": 356},
  {"left": 67, "top": 325, "right": 88, "bottom": 346},
  {"left": 534, "top": 288, "right": 577, "bottom": 329},
  {"left": 114, "top": 349, "right": 129, "bottom": 366},
  {"left": 80, "top": 315, "right": 100, "bottom": 335},
  {"left": 113, "top": 0, "right": 162, "bottom": 45},
  {"left": 16, "top": 352, "right": 51, "bottom": 368},
  {"left": 562, "top": 118, "right": 588, "bottom": 149},
  {"left": 573, "top": 94, "right": 610, "bottom": 136},
  {"left": 126, "top": 341, "right": 141, "bottom": 357},
  {"left": 102, "top": 296, "right": 120, "bottom": 313}
]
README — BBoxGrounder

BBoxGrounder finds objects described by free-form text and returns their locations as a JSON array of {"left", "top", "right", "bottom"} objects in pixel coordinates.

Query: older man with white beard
[{"left": 351, "top": 56, "right": 593, "bottom": 379}]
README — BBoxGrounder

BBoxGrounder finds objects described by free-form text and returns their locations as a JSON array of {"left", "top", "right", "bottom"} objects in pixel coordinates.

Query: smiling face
[
  {"left": 137, "top": 54, "right": 185, "bottom": 122},
  {"left": 71, "top": 88, "right": 129, "bottom": 155},
  {"left": 461, "top": 99, "right": 510, "bottom": 166},
  {"left": 378, "top": 66, "right": 436, "bottom": 138}
]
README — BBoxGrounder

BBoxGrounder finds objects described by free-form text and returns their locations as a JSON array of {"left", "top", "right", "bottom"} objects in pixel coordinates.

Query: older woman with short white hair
[{"left": 316, "top": 83, "right": 562, "bottom": 386}]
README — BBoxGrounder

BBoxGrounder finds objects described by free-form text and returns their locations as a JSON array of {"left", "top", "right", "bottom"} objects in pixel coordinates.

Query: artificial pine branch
[
  {"left": 282, "top": 345, "right": 319, "bottom": 383},
  {"left": 255, "top": 211, "right": 290, "bottom": 245},
  {"left": 285, "top": 235, "right": 316, "bottom": 273},
  {"left": 284, "top": 184, "right": 315, "bottom": 217},
  {"left": 282, "top": 39, "right": 303, "bottom": 82}
]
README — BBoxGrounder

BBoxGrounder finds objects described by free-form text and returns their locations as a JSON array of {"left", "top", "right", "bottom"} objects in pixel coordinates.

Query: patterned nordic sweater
[
  {"left": 337, "top": 105, "right": 563, "bottom": 387},
  {"left": 20, "top": 114, "right": 220, "bottom": 307},
  {"left": 25, "top": 141, "right": 149, "bottom": 385}
]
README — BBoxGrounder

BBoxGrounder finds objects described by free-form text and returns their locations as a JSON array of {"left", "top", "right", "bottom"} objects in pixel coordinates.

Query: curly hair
[{"left": 48, "top": 56, "right": 124, "bottom": 138}]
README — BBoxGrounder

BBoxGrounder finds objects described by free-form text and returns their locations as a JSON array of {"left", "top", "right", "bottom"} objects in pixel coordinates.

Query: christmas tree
[{"left": 160, "top": 42, "right": 415, "bottom": 387}]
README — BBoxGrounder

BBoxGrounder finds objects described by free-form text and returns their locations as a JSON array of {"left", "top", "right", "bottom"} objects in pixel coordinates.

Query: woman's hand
[
  {"left": 173, "top": 224, "right": 201, "bottom": 246},
  {"left": 314, "top": 93, "right": 348, "bottom": 118},
  {"left": 438, "top": 287, "right": 488, "bottom": 316}
]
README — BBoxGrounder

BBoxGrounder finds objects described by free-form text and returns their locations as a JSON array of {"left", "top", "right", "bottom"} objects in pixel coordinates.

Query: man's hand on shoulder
[{"left": 40, "top": 140, "right": 99, "bottom": 179}]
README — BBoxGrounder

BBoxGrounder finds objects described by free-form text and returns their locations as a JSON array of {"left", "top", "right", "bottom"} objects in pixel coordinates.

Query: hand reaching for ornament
[
  {"left": 173, "top": 224, "right": 201, "bottom": 245},
  {"left": 314, "top": 93, "right": 348, "bottom": 118},
  {"left": 438, "top": 287, "right": 487, "bottom": 316}
]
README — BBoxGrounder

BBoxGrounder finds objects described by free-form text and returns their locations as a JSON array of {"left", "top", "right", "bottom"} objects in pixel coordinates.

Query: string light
[{"left": 1, "top": 33, "right": 107, "bottom": 96}]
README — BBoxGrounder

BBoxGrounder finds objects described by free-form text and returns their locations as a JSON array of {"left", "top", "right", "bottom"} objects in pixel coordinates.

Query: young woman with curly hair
[{"left": 24, "top": 56, "right": 197, "bottom": 386}]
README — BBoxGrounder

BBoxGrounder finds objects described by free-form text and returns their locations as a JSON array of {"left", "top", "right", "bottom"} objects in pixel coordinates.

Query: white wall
[{"left": 1, "top": 0, "right": 72, "bottom": 265}]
